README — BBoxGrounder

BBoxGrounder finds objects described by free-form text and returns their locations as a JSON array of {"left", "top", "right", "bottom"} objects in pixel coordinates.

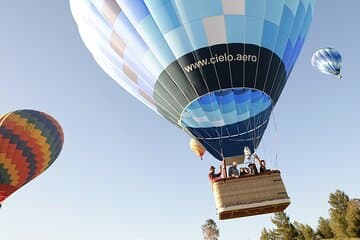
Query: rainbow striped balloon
[{"left": 0, "top": 110, "right": 64, "bottom": 206}]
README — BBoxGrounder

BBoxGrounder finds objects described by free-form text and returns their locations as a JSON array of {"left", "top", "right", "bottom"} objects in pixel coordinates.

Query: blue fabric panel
[
  {"left": 236, "top": 103, "right": 251, "bottom": 116},
  {"left": 139, "top": 1, "right": 194, "bottom": 57},
  {"left": 164, "top": 27, "right": 194, "bottom": 58},
  {"left": 144, "top": 0, "right": 181, "bottom": 33},
  {"left": 245, "top": 0, "right": 267, "bottom": 18},
  {"left": 207, "top": 111, "right": 223, "bottom": 124},
  {"left": 309, "top": 0, "right": 316, "bottom": 15},
  {"left": 282, "top": 40, "right": 294, "bottom": 72},
  {"left": 174, "top": 0, "right": 223, "bottom": 23},
  {"left": 274, "top": 6, "right": 294, "bottom": 57},
  {"left": 116, "top": 0, "right": 150, "bottom": 24},
  {"left": 183, "top": 20, "right": 208, "bottom": 50},
  {"left": 234, "top": 89, "right": 251, "bottom": 103},
  {"left": 221, "top": 103, "right": 236, "bottom": 114},
  {"left": 222, "top": 111, "right": 237, "bottom": 125},
  {"left": 264, "top": 0, "right": 284, "bottom": 24},
  {"left": 215, "top": 90, "right": 234, "bottom": 105},
  {"left": 198, "top": 95, "right": 212, "bottom": 105},
  {"left": 225, "top": 15, "right": 246, "bottom": 43},
  {"left": 235, "top": 90, "right": 251, "bottom": 116},
  {"left": 261, "top": 20, "right": 278, "bottom": 51},
  {"left": 187, "top": 107, "right": 203, "bottom": 119},
  {"left": 137, "top": 15, "right": 176, "bottom": 66},
  {"left": 285, "top": 0, "right": 300, "bottom": 15},
  {"left": 289, "top": 2, "right": 305, "bottom": 45},
  {"left": 245, "top": 17, "right": 264, "bottom": 45},
  {"left": 300, "top": 6, "right": 313, "bottom": 38},
  {"left": 197, "top": 103, "right": 216, "bottom": 114},
  {"left": 288, "top": 36, "right": 304, "bottom": 74}
]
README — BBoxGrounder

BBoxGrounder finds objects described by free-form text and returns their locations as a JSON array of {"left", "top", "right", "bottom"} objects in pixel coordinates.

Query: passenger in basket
[
  {"left": 259, "top": 160, "right": 268, "bottom": 173},
  {"left": 228, "top": 161, "right": 239, "bottom": 177},
  {"left": 208, "top": 165, "right": 222, "bottom": 182},
  {"left": 254, "top": 153, "right": 268, "bottom": 173},
  {"left": 239, "top": 167, "right": 249, "bottom": 176},
  {"left": 244, "top": 146, "right": 258, "bottom": 175}
]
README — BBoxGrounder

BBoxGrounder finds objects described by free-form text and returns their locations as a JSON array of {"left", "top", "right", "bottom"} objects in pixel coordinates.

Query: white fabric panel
[
  {"left": 203, "top": 16, "right": 227, "bottom": 46},
  {"left": 222, "top": 0, "right": 245, "bottom": 15}
]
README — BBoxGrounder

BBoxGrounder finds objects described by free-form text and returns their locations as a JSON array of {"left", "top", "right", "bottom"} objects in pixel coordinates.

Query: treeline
[{"left": 260, "top": 190, "right": 360, "bottom": 240}]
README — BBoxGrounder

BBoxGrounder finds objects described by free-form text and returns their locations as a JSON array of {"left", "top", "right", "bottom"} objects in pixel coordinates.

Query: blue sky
[{"left": 0, "top": 1, "right": 359, "bottom": 239}]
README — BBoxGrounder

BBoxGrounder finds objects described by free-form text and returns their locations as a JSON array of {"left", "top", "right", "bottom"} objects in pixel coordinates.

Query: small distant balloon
[
  {"left": 189, "top": 139, "right": 205, "bottom": 159},
  {"left": 311, "top": 48, "right": 342, "bottom": 78}
]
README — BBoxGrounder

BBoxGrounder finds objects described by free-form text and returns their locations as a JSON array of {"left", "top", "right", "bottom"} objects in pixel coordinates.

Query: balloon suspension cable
[
  {"left": 261, "top": 139, "right": 269, "bottom": 167},
  {"left": 217, "top": 91, "right": 225, "bottom": 162},
  {"left": 271, "top": 106, "right": 280, "bottom": 170},
  {"left": 223, "top": 158, "right": 228, "bottom": 180},
  {"left": 219, "top": 93, "right": 227, "bottom": 180}
]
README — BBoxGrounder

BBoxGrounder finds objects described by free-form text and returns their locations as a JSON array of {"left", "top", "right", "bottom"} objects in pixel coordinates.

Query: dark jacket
[
  {"left": 208, "top": 172, "right": 222, "bottom": 181},
  {"left": 228, "top": 166, "right": 239, "bottom": 177}
]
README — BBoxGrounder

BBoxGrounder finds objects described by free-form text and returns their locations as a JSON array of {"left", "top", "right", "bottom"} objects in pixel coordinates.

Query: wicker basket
[{"left": 212, "top": 170, "right": 290, "bottom": 220}]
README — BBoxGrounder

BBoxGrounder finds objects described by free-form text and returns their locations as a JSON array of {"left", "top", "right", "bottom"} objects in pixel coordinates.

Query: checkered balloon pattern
[{"left": 71, "top": 0, "right": 316, "bottom": 160}]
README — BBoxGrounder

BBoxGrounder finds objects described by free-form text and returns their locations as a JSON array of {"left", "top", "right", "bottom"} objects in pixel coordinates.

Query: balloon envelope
[
  {"left": 311, "top": 47, "right": 342, "bottom": 78},
  {"left": 0, "top": 110, "right": 64, "bottom": 205},
  {"left": 71, "top": 0, "right": 316, "bottom": 161}
]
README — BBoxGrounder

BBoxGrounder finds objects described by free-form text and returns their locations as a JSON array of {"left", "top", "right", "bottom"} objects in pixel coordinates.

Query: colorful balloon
[
  {"left": 312, "top": 47, "right": 342, "bottom": 78},
  {"left": 189, "top": 138, "right": 205, "bottom": 159},
  {"left": 71, "top": 0, "right": 316, "bottom": 162},
  {"left": 0, "top": 110, "right": 64, "bottom": 207}
]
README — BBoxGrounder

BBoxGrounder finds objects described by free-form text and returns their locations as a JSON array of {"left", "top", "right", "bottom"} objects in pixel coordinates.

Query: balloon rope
[
  {"left": 271, "top": 107, "right": 280, "bottom": 170},
  {"left": 220, "top": 92, "right": 224, "bottom": 160},
  {"left": 261, "top": 138, "right": 269, "bottom": 167}
]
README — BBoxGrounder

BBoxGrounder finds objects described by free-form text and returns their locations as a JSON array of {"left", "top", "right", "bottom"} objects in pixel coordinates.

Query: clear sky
[{"left": 0, "top": 1, "right": 359, "bottom": 239}]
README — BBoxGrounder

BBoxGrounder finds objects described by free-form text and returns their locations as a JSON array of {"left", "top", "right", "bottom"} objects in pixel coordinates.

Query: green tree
[
  {"left": 345, "top": 200, "right": 360, "bottom": 237},
  {"left": 293, "top": 221, "right": 318, "bottom": 240},
  {"left": 260, "top": 228, "right": 276, "bottom": 240},
  {"left": 271, "top": 212, "right": 298, "bottom": 240},
  {"left": 328, "top": 189, "right": 350, "bottom": 239},
  {"left": 201, "top": 219, "right": 219, "bottom": 240},
  {"left": 317, "top": 217, "right": 334, "bottom": 239}
]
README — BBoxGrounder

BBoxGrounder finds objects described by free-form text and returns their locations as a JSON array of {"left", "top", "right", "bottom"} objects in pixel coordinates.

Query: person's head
[
  {"left": 209, "top": 166, "right": 215, "bottom": 173},
  {"left": 232, "top": 161, "right": 237, "bottom": 167}
]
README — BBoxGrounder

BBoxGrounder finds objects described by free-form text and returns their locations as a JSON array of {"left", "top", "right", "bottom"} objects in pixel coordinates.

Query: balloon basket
[{"left": 211, "top": 170, "right": 290, "bottom": 220}]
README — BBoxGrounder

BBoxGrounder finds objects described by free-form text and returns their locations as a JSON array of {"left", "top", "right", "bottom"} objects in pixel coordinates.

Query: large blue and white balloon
[
  {"left": 71, "top": 0, "right": 316, "bottom": 162},
  {"left": 311, "top": 48, "right": 342, "bottom": 78}
]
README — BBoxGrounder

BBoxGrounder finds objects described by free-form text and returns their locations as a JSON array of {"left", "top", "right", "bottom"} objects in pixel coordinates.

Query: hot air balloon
[
  {"left": 312, "top": 47, "right": 342, "bottom": 78},
  {"left": 71, "top": 0, "right": 316, "bottom": 219},
  {"left": 189, "top": 138, "right": 205, "bottom": 159},
  {"left": 0, "top": 110, "right": 64, "bottom": 208}
]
